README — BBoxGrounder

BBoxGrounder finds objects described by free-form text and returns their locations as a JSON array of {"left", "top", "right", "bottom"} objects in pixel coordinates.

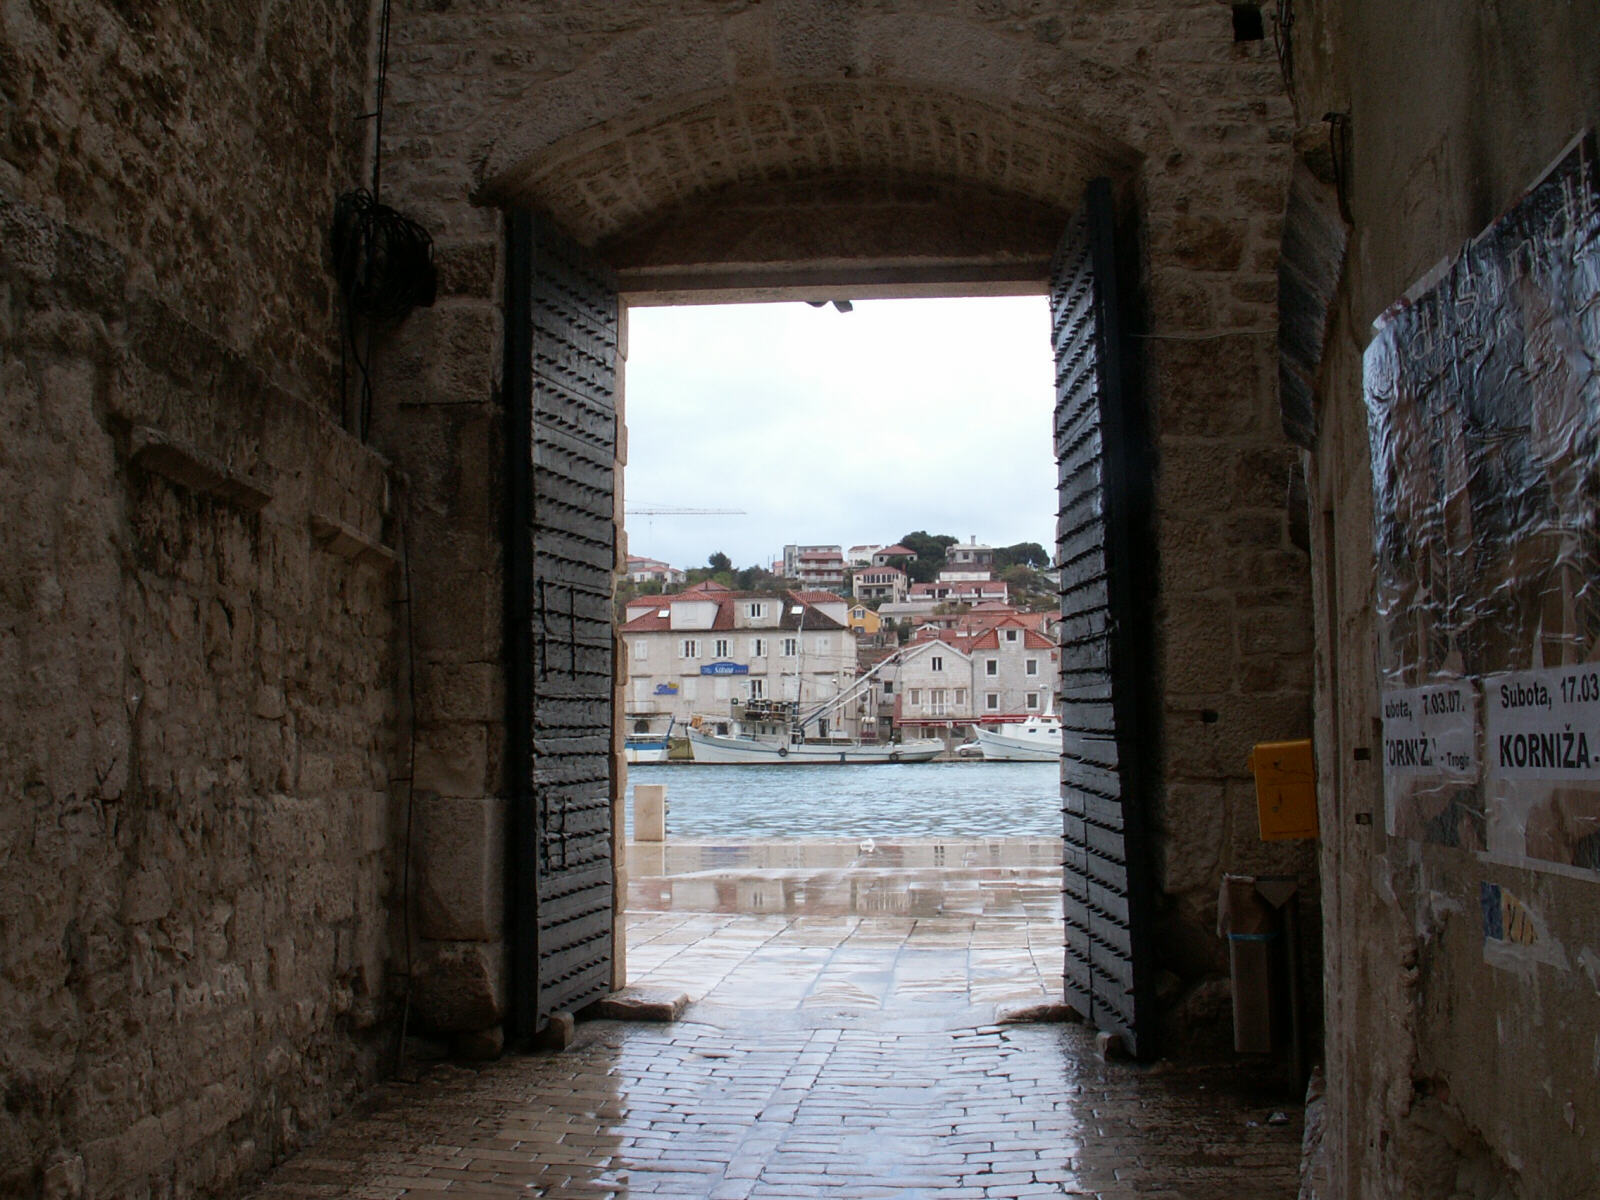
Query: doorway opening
[
  {"left": 615, "top": 292, "right": 1065, "bottom": 1021},
  {"left": 504, "top": 186, "right": 1158, "bottom": 1054}
]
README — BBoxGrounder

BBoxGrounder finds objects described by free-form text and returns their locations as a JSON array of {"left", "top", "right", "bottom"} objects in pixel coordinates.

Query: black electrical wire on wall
[{"left": 332, "top": 0, "right": 436, "bottom": 442}]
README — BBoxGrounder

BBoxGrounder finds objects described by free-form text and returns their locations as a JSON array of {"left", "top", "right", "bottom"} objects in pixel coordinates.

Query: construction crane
[
  {"left": 624, "top": 505, "right": 746, "bottom": 546},
  {"left": 624, "top": 505, "right": 746, "bottom": 517}
]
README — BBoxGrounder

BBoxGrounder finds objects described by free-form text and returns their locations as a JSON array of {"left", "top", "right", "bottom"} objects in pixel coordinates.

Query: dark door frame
[{"left": 505, "top": 184, "right": 1158, "bottom": 1050}]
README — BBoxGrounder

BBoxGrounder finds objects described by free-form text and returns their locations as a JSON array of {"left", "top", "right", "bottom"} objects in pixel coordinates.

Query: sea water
[{"left": 623, "top": 760, "right": 1062, "bottom": 840}]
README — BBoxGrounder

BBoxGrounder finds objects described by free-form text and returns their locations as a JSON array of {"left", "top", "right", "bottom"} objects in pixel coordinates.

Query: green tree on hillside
[
  {"left": 994, "top": 541, "right": 1050, "bottom": 570},
  {"left": 898, "top": 531, "right": 959, "bottom": 561}
]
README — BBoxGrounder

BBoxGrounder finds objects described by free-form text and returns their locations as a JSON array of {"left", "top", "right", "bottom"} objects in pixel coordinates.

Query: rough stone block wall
[
  {"left": 1, "top": 4, "right": 397, "bottom": 1196},
  {"left": 1294, "top": 3, "right": 1600, "bottom": 1195},
  {"left": 367, "top": 202, "right": 510, "bottom": 1047},
  {"left": 374, "top": 0, "right": 1318, "bottom": 1050}
]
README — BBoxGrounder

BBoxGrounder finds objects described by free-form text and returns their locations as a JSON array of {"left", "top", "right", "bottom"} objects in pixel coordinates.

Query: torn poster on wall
[{"left": 1366, "top": 131, "right": 1600, "bottom": 873}]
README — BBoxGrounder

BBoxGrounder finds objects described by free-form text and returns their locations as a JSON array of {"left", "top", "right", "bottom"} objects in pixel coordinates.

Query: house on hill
[
  {"left": 908, "top": 578, "right": 1009, "bottom": 605},
  {"left": 947, "top": 537, "right": 995, "bottom": 570},
  {"left": 626, "top": 555, "right": 685, "bottom": 586},
  {"left": 871, "top": 543, "right": 917, "bottom": 567},
  {"left": 853, "top": 566, "right": 907, "bottom": 603},
  {"left": 846, "top": 544, "right": 882, "bottom": 567}
]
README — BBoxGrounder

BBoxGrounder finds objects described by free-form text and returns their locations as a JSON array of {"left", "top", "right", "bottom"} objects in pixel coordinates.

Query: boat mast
[{"left": 796, "top": 638, "right": 936, "bottom": 731}]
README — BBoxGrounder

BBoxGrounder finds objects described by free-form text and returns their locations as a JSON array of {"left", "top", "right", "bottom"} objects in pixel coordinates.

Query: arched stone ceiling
[
  {"left": 477, "top": 80, "right": 1141, "bottom": 249},
  {"left": 385, "top": 1, "right": 1284, "bottom": 294}
]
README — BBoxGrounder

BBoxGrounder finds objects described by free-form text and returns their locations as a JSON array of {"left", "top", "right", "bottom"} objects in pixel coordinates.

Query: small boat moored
[
  {"left": 973, "top": 711, "right": 1063, "bottom": 762},
  {"left": 624, "top": 716, "right": 676, "bottom": 764}
]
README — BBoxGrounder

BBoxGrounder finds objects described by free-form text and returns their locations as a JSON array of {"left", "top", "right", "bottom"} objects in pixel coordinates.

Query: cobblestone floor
[{"left": 249, "top": 842, "right": 1302, "bottom": 1199}]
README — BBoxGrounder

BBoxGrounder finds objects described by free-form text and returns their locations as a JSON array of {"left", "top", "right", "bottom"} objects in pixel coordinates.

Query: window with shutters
[{"left": 680, "top": 639, "right": 700, "bottom": 659}]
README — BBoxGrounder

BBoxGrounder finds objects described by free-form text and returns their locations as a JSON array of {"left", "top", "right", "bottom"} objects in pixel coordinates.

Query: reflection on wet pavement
[
  {"left": 628, "top": 911, "right": 1067, "bottom": 1020},
  {"left": 627, "top": 837, "right": 1064, "bottom": 920},
  {"left": 251, "top": 834, "right": 1302, "bottom": 1200},
  {"left": 252, "top": 1010, "right": 1300, "bottom": 1199}
]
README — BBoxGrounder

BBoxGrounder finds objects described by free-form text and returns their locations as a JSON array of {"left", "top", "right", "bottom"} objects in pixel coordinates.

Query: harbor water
[{"left": 623, "top": 760, "right": 1062, "bottom": 840}]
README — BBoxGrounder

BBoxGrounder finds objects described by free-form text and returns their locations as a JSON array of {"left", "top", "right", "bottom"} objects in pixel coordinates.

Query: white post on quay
[{"left": 634, "top": 783, "right": 666, "bottom": 842}]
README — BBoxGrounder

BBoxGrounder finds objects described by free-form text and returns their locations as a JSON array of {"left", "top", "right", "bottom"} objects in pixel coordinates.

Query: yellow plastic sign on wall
[{"left": 1248, "top": 738, "right": 1318, "bottom": 840}]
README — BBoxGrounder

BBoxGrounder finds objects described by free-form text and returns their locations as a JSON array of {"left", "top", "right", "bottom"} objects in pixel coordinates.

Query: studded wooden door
[
  {"left": 1051, "top": 179, "right": 1158, "bottom": 1058},
  {"left": 504, "top": 211, "right": 618, "bottom": 1038}
]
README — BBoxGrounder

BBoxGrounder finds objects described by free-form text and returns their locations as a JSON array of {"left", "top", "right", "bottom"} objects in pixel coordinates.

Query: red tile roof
[
  {"left": 965, "top": 627, "right": 1057, "bottom": 651},
  {"left": 619, "top": 590, "right": 848, "bottom": 634}
]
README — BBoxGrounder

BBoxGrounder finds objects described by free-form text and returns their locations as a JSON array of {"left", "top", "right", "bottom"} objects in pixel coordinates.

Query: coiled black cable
[
  {"left": 331, "top": 188, "right": 436, "bottom": 438},
  {"left": 331, "top": 188, "right": 437, "bottom": 322}
]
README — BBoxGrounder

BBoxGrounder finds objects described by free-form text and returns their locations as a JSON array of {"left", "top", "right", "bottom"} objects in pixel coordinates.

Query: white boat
[
  {"left": 684, "top": 700, "right": 942, "bottom": 764},
  {"left": 974, "top": 712, "right": 1063, "bottom": 761},
  {"left": 686, "top": 724, "right": 944, "bottom": 764},
  {"left": 624, "top": 716, "right": 675, "bottom": 764}
]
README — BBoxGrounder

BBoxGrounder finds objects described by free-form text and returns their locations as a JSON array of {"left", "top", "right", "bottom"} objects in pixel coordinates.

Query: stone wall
[
  {"left": 1, "top": 4, "right": 397, "bottom": 1196},
  {"left": 1295, "top": 2, "right": 1600, "bottom": 1195},
  {"left": 376, "top": 0, "right": 1318, "bottom": 1051}
]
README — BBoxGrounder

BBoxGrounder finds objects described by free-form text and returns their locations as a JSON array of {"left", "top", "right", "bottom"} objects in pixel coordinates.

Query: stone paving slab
[{"left": 247, "top": 911, "right": 1301, "bottom": 1200}]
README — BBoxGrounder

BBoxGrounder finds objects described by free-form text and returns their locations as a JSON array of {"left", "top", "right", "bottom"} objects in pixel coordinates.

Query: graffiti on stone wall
[{"left": 1367, "top": 133, "right": 1600, "bottom": 875}]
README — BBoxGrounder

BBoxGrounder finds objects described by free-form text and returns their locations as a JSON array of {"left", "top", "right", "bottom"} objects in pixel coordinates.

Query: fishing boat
[
  {"left": 685, "top": 700, "right": 943, "bottom": 764},
  {"left": 973, "top": 711, "right": 1063, "bottom": 761},
  {"left": 624, "top": 716, "right": 675, "bottom": 764}
]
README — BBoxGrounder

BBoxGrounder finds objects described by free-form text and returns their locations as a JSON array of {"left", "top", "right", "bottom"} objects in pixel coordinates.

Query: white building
[
  {"left": 871, "top": 543, "right": 917, "bottom": 567},
  {"left": 793, "top": 547, "right": 847, "bottom": 590},
  {"left": 879, "top": 616, "right": 1060, "bottom": 739},
  {"left": 853, "top": 566, "right": 907, "bottom": 603},
  {"left": 947, "top": 537, "right": 995, "bottom": 570},
  {"left": 908, "top": 578, "right": 1009, "bottom": 605},
  {"left": 621, "top": 583, "right": 860, "bottom": 736},
  {"left": 625, "top": 555, "right": 685, "bottom": 586},
  {"left": 846, "top": 544, "right": 882, "bottom": 567},
  {"left": 889, "top": 639, "right": 975, "bottom": 732},
  {"left": 966, "top": 620, "right": 1059, "bottom": 719},
  {"left": 781, "top": 543, "right": 838, "bottom": 577}
]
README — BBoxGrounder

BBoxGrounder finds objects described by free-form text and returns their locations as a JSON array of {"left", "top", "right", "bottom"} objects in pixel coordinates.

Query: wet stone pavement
[{"left": 248, "top": 840, "right": 1302, "bottom": 1199}]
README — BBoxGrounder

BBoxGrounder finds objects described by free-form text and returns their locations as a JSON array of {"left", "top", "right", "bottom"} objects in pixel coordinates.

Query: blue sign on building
[
  {"left": 700, "top": 661, "right": 750, "bottom": 676},
  {"left": 654, "top": 682, "right": 679, "bottom": 695}
]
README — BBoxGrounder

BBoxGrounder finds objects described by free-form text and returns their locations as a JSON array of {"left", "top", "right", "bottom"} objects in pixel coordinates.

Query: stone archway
[{"left": 373, "top": 0, "right": 1316, "bottom": 1054}]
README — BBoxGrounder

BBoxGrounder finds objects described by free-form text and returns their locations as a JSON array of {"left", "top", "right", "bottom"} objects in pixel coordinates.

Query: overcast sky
[{"left": 622, "top": 296, "right": 1056, "bottom": 572}]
